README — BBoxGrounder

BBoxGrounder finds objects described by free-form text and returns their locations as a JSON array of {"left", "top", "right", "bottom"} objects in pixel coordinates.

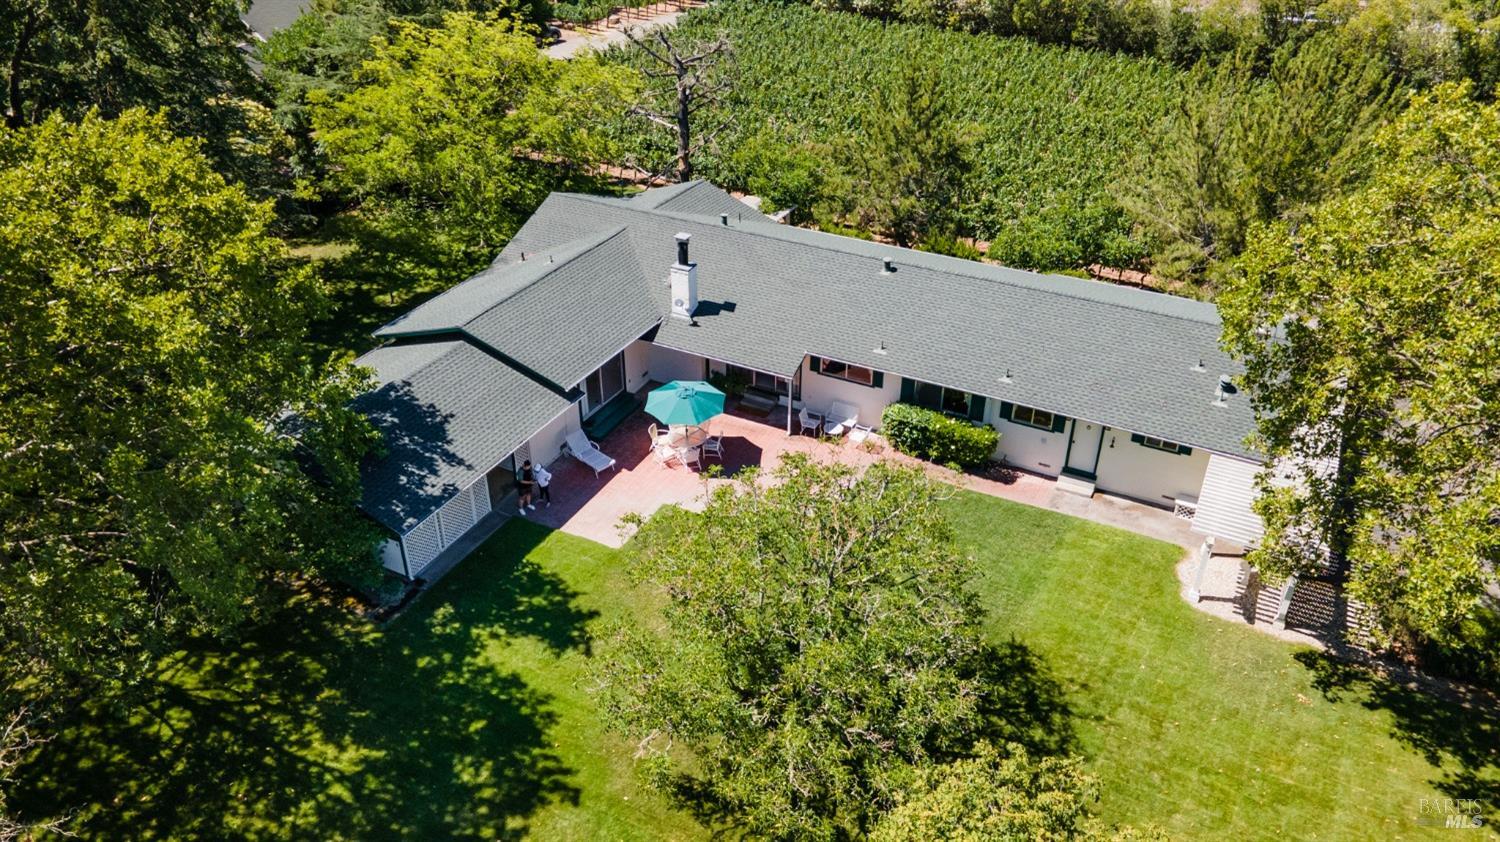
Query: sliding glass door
[{"left": 584, "top": 351, "right": 626, "bottom": 416}]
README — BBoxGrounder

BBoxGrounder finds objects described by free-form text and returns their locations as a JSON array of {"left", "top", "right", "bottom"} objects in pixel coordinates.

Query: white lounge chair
[
  {"left": 565, "top": 429, "right": 617, "bottom": 476},
  {"left": 823, "top": 401, "right": 859, "bottom": 436},
  {"left": 798, "top": 406, "right": 824, "bottom": 436},
  {"left": 848, "top": 423, "right": 873, "bottom": 444}
]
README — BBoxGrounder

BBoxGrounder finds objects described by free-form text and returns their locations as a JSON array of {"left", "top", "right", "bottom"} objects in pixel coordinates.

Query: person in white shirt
[{"left": 534, "top": 463, "right": 552, "bottom": 507}]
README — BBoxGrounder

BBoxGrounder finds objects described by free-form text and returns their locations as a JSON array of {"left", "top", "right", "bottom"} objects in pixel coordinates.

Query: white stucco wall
[
  {"left": 798, "top": 358, "right": 901, "bottom": 430},
  {"left": 378, "top": 538, "right": 405, "bottom": 575},
  {"left": 525, "top": 403, "right": 581, "bottom": 467},
  {"left": 987, "top": 409, "right": 1069, "bottom": 476},
  {"left": 647, "top": 343, "right": 708, "bottom": 384},
  {"left": 624, "top": 339, "right": 653, "bottom": 393},
  {"left": 1093, "top": 430, "right": 1211, "bottom": 507}
]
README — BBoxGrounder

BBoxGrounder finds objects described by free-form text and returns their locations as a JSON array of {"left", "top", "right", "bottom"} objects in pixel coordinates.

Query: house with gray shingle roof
[{"left": 357, "top": 181, "right": 1263, "bottom": 579}]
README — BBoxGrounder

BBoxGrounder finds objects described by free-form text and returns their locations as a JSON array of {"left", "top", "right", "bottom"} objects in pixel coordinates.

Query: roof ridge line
[
  {"left": 557, "top": 192, "right": 1219, "bottom": 326},
  {"left": 473, "top": 225, "right": 628, "bottom": 317}
]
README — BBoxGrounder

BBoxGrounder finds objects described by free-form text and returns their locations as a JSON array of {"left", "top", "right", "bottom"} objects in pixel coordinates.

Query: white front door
[{"left": 1065, "top": 420, "right": 1104, "bottom": 476}]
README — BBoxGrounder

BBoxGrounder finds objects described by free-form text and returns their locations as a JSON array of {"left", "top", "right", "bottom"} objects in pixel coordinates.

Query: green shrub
[
  {"left": 917, "top": 231, "right": 985, "bottom": 261},
  {"left": 881, "top": 403, "right": 1000, "bottom": 467}
]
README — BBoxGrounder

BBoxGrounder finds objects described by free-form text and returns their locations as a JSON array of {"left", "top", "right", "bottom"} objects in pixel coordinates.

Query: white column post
[
  {"left": 1272, "top": 574, "right": 1298, "bottom": 629},
  {"left": 1187, "top": 536, "right": 1214, "bottom": 603}
]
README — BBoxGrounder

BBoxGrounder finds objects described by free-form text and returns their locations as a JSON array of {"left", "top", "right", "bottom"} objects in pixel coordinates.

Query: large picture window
[
  {"left": 913, "top": 381, "right": 971, "bottom": 416},
  {"left": 812, "top": 357, "right": 879, "bottom": 387},
  {"left": 1008, "top": 404, "right": 1055, "bottom": 431},
  {"left": 728, "top": 364, "right": 790, "bottom": 396}
]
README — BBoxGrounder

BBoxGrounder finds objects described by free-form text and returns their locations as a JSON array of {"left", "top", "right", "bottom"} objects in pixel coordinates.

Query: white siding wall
[
  {"left": 988, "top": 410, "right": 1069, "bottom": 476},
  {"left": 624, "top": 339, "right": 653, "bottom": 393},
  {"left": 798, "top": 358, "right": 901, "bottom": 430},
  {"left": 1094, "top": 431, "right": 1211, "bottom": 507},
  {"left": 378, "top": 538, "right": 405, "bottom": 575},
  {"left": 647, "top": 343, "right": 708, "bottom": 384}
]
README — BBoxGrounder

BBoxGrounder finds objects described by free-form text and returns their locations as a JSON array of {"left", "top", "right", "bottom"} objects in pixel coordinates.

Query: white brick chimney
[{"left": 670, "top": 232, "right": 698, "bottom": 320}]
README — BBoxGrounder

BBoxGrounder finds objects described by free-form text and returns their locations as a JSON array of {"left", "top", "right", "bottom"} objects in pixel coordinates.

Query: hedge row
[{"left": 880, "top": 403, "right": 1000, "bottom": 467}]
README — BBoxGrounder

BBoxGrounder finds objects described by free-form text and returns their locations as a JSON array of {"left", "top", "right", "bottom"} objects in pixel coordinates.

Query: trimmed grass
[
  {"left": 945, "top": 492, "right": 1497, "bottom": 839},
  {"left": 14, "top": 496, "right": 1495, "bottom": 838},
  {"left": 13, "top": 520, "right": 702, "bottom": 841}
]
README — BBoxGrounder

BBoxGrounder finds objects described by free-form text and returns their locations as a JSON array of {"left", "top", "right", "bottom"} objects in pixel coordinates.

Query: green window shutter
[
  {"left": 872, "top": 371, "right": 884, "bottom": 388},
  {"left": 967, "top": 394, "right": 986, "bottom": 422},
  {"left": 1051, "top": 414, "right": 1067, "bottom": 433},
  {"left": 809, "top": 356, "right": 821, "bottom": 374},
  {"left": 900, "top": 378, "right": 915, "bottom": 403},
  {"left": 999, "top": 400, "right": 1013, "bottom": 421},
  {"left": 1130, "top": 433, "right": 1145, "bottom": 445},
  {"left": 1179, "top": 445, "right": 1193, "bottom": 456}
]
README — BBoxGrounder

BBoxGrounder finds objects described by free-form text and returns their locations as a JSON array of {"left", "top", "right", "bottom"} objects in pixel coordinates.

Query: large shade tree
[
  {"left": 1124, "top": 34, "right": 1393, "bottom": 287},
  {"left": 0, "top": 110, "right": 383, "bottom": 695},
  {"left": 592, "top": 455, "right": 1019, "bottom": 839},
  {"left": 1220, "top": 82, "right": 1500, "bottom": 661},
  {"left": 310, "top": 12, "right": 638, "bottom": 264}
]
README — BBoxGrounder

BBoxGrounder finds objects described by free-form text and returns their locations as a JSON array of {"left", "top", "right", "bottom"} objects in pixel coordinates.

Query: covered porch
[{"left": 521, "top": 385, "right": 1201, "bottom": 550}]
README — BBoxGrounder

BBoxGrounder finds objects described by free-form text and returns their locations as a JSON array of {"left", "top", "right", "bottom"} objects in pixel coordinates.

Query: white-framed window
[
  {"left": 1008, "top": 404, "right": 1055, "bottom": 431},
  {"left": 913, "top": 381, "right": 972, "bottom": 416},
  {"left": 1140, "top": 435, "right": 1182, "bottom": 454},
  {"left": 814, "top": 357, "right": 877, "bottom": 387}
]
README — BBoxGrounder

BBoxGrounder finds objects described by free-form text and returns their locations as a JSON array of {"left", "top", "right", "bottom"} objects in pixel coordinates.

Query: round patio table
[{"left": 666, "top": 425, "right": 709, "bottom": 449}]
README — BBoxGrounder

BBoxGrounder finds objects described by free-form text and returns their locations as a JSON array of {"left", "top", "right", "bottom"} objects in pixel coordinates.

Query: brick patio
[{"left": 513, "top": 393, "right": 1200, "bottom": 550}]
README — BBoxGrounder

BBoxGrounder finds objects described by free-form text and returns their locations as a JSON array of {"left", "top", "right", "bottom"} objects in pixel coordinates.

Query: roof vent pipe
[
  {"left": 720, "top": 213, "right": 729, "bottom": 226},
  {"left": 676, "top": 232, "right": 691, "bottom": 267},
  {"left": 882, "top": 258, "right": 895, "bottom": 274},
  {"left": 1213, "top": 374, "right": 1238, "bottom": 407}
]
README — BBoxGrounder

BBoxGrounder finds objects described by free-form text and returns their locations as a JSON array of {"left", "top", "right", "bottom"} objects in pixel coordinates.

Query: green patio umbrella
[{"left": 645, "top": 380, "right": 726, "bottom": 427}]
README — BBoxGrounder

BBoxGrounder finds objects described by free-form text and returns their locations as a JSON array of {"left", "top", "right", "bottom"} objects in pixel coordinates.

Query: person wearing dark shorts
[{"left": 517, "top": 460, "right": 536, "bottom": 514}]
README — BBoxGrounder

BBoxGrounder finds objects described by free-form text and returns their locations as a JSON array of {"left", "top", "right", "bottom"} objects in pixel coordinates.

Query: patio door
[
  {"left": 1065, "top": 420, "right": 1104, "bottom": 477},
  {"left": 584, "top": 351, "right": 626, "bottom": 417}
]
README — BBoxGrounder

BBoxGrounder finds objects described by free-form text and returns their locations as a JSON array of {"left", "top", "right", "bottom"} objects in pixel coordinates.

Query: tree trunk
[
  {"left": 5, "top": 9, "right": 39, "bottom": 130},
  {"left": 675, "top": 77, "right": 692, "bottom": 182}
]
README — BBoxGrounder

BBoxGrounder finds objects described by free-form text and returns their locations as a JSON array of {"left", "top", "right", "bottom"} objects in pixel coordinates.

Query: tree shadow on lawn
[
  {"left": 973, "top": 639, "right": 1080, "bottom": 758},
  {"left": 1295, "top": 651, "right": 1500, "bottom": 817},
  {"left": 13, "top": 531, "right": 596, "bottom": 840}
]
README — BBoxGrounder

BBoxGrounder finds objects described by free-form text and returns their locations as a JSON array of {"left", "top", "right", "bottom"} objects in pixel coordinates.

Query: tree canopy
[
  {"left": 1220, "top": 82, "right": 1500, "bottom": 661},
  {"left": 871, "top": 742, "right": 1112, "bottom": 842},
  {"left": 310, "top": 12, "right": 638, "bottom": 263},
  {"left": 593, "top": 455, "right": 1013, "bottom": 838},
  {"left": 0, "top": 110, "right": 382, "bottom": 693},
  {"left": 1124, "top": 34, "right": 1394, "bottom": 286}
]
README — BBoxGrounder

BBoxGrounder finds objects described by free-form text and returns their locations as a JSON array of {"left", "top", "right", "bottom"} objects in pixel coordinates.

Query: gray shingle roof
[
  {"left": 633, "top": 180, "right": 763, "bottom": 219},
  {"left": 376, "top": 228, "right": 660, "bottom": 389},
  {"left": 501, "top": 189, "right": 1258, "bottom": 459},
  {"left": 353, "top": 340, "right": 573, "bottom": 534}
]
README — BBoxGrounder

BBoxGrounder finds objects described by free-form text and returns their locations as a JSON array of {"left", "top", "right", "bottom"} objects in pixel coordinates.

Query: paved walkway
[
  {"left": 521, "top": 396, "right": 1198, "bottom": 550},
  {"left": 546, "top": 1, "right": 704, "bottom": 59}
]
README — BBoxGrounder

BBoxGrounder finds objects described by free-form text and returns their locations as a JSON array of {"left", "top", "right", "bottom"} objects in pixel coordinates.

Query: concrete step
[{"left": 1056, "top": 472, "right": 1096, "bottom": 498}]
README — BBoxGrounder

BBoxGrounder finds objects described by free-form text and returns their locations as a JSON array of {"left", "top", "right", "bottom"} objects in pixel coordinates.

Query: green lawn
[{"left": 14, "top": 495, "right": 1496, "bottom": 838}]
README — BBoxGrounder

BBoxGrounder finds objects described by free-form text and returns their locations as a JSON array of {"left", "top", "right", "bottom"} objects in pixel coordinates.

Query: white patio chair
[
  {"left": 565, "top": 429, "right": 617, "bottom": 476},
  {"left": 823, "top": 401, "right": 859, "bottom": 436},
  {"left": 848, "top": 423, "right": 873, "bottom": 444},
  {"left": 648, "top": 422, "right": 669, "bottom": 452},
  {"left": 798, "top": 406, "right": 824, "bottom": 436},
  {"left": 701, "top": 432, "right": 724, "bottom": 461},
  {"left": 652, "top": 443, "right": 679, "bottom": 467},
  {"left": 678, "top": 446, "right": 702, "bottom": 470}
]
